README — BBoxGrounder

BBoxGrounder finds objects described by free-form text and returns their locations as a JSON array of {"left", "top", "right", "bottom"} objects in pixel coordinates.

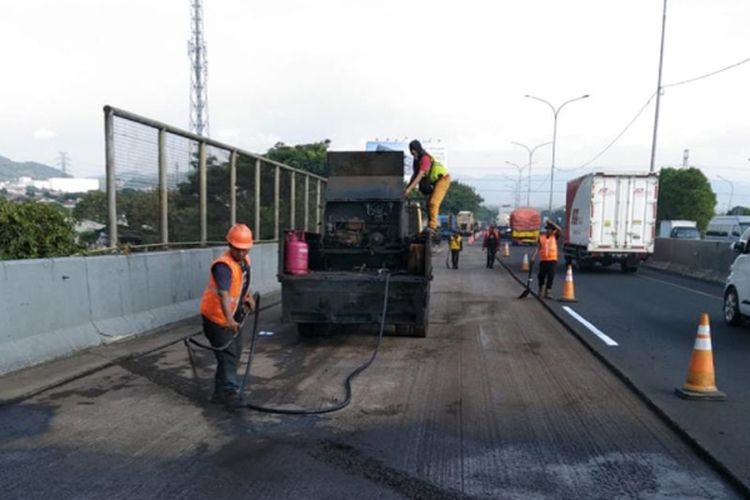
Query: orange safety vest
[
  {"left": 200, "top": 251, "right": 251, "bottom": 326},
  {"left": 538, "top": 234, "right": 558, "bottom": 262}
]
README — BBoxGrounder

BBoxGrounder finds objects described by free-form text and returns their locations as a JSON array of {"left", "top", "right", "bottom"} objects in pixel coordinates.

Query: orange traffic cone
[
  {"left": 675, "top": 313, "right": 726, "bottom": 401},
  {"left": 502, "top": 242, "right": 510, "bottom": 257},
  {"left": 521, "top": 253, "right": 530, "bottom": 272},
  {"left": 558, "top": 265, "right": 577, "bottom": 302}
]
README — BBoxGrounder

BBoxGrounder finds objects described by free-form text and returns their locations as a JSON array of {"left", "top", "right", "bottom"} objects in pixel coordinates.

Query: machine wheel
[
  {"left": 394, "top": 324, "right": 427, "bottom": 338},
  {"left": 620, "top": 259, "right": 640, "bottom": 273},
  {"left": 412, "top": 325, "right": 428, "bottom": 338},
  {"left": 724, "top": 288, "right": 743, "bottom": 326}
]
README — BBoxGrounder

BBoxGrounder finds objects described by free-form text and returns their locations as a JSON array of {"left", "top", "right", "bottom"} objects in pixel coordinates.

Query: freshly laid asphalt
[{"left": 0, "top": 246, "right": 743, "bottom": 499}]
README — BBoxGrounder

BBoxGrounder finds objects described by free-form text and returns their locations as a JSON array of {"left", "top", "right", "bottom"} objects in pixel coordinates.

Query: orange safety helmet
[{"left": 226, "top": 224, "right": 254, "bottom": 249}]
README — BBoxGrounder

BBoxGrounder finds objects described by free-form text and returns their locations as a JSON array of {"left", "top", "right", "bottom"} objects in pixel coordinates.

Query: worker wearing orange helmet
[{"left": 200, "top": 224, "right": 256, "bottom": 406}]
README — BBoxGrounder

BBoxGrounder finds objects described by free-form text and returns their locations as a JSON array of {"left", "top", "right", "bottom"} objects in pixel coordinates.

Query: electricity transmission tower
[
  {"left": 188, "top": 0, "right": 209, "bottom": 137},
  {"left": 57, "top": 152, "right": 70, "bottom": 174}
]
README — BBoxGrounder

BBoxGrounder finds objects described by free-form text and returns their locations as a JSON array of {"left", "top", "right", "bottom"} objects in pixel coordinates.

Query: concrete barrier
[
  {"left": 648, "top": 238, "right": 736, "bottom": 284},
  {"left": 0, "top": 243, "right": 279, "bottom": 375}
]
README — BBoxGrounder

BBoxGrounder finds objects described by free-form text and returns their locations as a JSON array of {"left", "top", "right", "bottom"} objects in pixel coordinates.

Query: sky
[{"left": 1, "top": 0, "right": 749, "bottom": 210}]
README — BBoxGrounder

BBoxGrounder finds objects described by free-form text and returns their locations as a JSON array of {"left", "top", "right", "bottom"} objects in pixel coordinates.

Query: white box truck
[
  {"left": 563, "top": 172, "right": 659, "bottom": 272},
  {"left": 456, "top": 211, "right": 475, "bottom": 236}
]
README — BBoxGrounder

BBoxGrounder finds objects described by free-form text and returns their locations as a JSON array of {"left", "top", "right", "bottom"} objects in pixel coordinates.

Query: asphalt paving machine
[{"left": 278, "top": 151, "right": 432, "bottom": 337}]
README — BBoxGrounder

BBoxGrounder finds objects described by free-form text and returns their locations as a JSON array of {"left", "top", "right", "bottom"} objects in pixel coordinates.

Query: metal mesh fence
[
  {"left": 104, "top": 106, "right": 326, "bottom": 249},
  {"left": 235, "top": 152, "right": 258, "bottom": 235},
  {"left": 205, "top": 145, "right": 232, "bottom": 243},
  {"left": 112, "top": 116, "right": 160, "bottom": 245},
  {"left": 166, "top": 133, "right": 201, "bottom": 244}
]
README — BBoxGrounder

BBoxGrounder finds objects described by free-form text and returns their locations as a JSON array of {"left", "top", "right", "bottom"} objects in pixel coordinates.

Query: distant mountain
[{"left": 0, "top": 155, "right": 71, "bottom": 181}]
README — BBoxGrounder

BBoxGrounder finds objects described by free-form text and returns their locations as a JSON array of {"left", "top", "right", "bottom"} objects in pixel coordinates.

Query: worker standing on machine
[
  {"left": 532, "top": 220, "right": 561, "bottom": 299},
  {"left": 402, "top": 139, "right": 451, "bottom": 243},
  {"left": 199, "top": 224, "right": 256, "bottom": 406}
]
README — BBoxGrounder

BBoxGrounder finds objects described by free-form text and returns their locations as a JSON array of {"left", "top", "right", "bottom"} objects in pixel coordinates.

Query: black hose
[
  {"left": 183, "top": 293, "right": 259, "bottom": 382},
  {"left": 240, "top": 272, "right": 392, "bottom": 415}
]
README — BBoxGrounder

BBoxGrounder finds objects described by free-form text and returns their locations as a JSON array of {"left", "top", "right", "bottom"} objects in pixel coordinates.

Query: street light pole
[
  {"left": 505, "top": 161, "right": 525, "bottom": 209},
  {"left": 524, "top": 94, "right": 590, "bottom": 216},
  {"left": 649, "top": 0, "right": 668, "bottom": 173},
  {"left": 511, "top": 141, "right": 552, "bottom": 207},
  {"left": 718, "top": 175, "right": 734, "bottom": 214}
]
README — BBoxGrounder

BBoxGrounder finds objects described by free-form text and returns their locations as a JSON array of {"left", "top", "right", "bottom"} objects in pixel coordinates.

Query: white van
[
  {"left": 704, "top": 215, "right": 750, "bottom": 242},
  {"left": 724, "top": 227, "right": 750, "bottom": 325}
]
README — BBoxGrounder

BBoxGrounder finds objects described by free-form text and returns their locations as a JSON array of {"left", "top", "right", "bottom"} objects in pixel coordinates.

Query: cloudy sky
[{"left": 2, "top": 0, "right": 748, "bottom": 209}]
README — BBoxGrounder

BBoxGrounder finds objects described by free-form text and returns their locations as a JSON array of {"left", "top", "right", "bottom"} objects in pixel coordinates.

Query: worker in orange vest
[
  {"left": 532, "top": 220, "right": 561, "bottom": 299},
  {"left": 199, "top": 224, "right": 256, "bottom": 406}
]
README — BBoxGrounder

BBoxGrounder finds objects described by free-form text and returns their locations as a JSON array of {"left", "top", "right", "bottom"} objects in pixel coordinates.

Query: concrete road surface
[{"left": 0, "top": 246, "right": 742, "bottom": 499}]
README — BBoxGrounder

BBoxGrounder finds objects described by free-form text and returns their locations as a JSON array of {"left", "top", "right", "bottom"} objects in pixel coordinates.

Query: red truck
[{"left": 510, "top": 208, "right": 541, "bottom": 245}]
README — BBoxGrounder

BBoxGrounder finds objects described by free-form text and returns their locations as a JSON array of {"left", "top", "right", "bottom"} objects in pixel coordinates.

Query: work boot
[{"left": 210, "top": 388, "right": 239, "bottom": 405}]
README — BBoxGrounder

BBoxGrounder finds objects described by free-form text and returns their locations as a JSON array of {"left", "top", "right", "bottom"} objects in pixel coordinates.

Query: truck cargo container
[{"left": 563, "top": 172, "right": 659, "bottom": 272}]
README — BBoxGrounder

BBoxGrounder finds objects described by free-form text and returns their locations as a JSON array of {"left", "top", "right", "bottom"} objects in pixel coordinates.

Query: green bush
[{"left": 0, "top": 199, "right": 82, "bottom": 260}]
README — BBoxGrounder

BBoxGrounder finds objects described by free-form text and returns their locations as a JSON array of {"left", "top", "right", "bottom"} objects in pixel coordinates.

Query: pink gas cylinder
[{"left": 285, "top": 230, "right": 309, "bottom": 275}]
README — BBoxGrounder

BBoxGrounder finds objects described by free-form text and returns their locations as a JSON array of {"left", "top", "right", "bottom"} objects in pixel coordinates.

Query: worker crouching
[{"left": 199, "top": 224, "right": 256, "bottom": 406}]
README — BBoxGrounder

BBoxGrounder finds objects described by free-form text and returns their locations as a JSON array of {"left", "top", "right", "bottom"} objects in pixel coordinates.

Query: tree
[
  {"left": 657, "top": 167, "right": 716, "bottom": 231},
  {"left": 265, "top": 140, "right": 330, "bottom": 176},
  {"left": 728, "top": 206, "right": 750, "bottom": 216},
  {"left": 408, "top": 180, "right": 496, "bottom": 223},
  {"left": 73, "top": 190, "right": 107, "bottom": 224},
  {"left": 0, "top": 199, "right": 81, "bottom": 259}
]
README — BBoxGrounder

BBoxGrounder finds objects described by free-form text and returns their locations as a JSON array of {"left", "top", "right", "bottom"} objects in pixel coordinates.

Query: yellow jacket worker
[
  {"left": 449, "top": 232, "right": 463, "bottom": 269},
  {"left": 403, "top": 140, "right": 451, "bottom": 241}
]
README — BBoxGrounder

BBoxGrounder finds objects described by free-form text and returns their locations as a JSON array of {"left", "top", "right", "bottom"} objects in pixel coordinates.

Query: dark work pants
[
  {"left": 538, "top": 260, "right": 557, "bottom": 291},
  {"left": 451, "top": 250, "right": 460, "bottom": 269},
  {"left": 486, "top": 248, "right": 497, "bottom": 268},
  {"left": 202, "top": 316, "right": 243, "bottom": 394}
]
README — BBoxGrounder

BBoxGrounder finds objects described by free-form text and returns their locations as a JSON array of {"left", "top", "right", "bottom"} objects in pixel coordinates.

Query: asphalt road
[
  {"left": 0, "top": 247, "right": 743, "bottom": 499},
  {"left": 500, "top": 243, "right": 750, "bottom": 493}
]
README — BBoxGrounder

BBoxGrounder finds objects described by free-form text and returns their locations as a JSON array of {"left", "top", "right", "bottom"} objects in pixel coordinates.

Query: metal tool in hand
[
  {"left": 518, "top": 261, "right": 535, "bottom": 299},
  {"left": 184, "top": 292, "right": 260, "bottom": 378}
]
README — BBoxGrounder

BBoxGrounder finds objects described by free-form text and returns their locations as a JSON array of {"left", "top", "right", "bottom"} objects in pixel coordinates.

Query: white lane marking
[
  {"left": 639, "top": 274, "right": 722, "bottom": 301},
  {"left": 562, "top": 306, "right": 619, "bottom": 346}
]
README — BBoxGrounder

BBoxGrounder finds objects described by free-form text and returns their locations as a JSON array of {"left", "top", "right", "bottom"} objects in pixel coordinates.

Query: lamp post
[
  {"left": 511, "top": 141, "right": 552, "bottom": 207},
  {"left": 505, "top": 161, "right": 526, "bottom": 209},
  {"left": 718, "top": 175, "right": 734, "bottom": 214},
  {"left": 524, "top": 93, "right": 589, "bottom": 216}
]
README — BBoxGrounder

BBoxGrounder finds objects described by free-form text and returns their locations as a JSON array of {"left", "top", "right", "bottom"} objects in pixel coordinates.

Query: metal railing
[{"left": 104, "top": 105, "right": 326, "bottom": 248}]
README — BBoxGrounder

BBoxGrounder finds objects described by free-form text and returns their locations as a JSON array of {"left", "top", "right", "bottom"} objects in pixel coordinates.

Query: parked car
[
  {"left": 670, "top": 226, "right": 701, "bottom": 240},
  {"left": 723, "top": 227, "right": 750, "bottom": 325},
  {"left": 659, "top": 219, "right": 697, "bottom": 238}
]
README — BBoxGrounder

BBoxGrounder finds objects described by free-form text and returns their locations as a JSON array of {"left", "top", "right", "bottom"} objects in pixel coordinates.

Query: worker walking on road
[
  {"left": 403, "top": 140, "right": 451, "bottom": 242},
  {"left": 199, "top": 224, "right": 256, "bottom": 407},
  {"left": 483, "top": 225, "right": 500, "bottom": 269},
  {"left": 532, "top": 220, "right": 561, "bottom": 299},
  {"left": 449, "top": 231, "right": 463, "bottom": 269}
]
